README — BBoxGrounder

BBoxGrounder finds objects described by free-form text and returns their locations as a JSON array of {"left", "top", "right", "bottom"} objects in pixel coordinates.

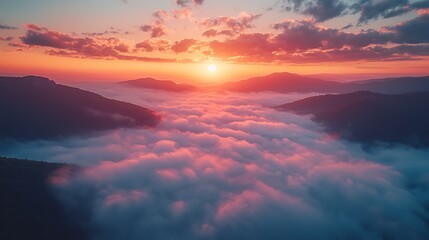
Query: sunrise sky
[{"left": 1, "top": 0, "right": 429, "bottom": 84}]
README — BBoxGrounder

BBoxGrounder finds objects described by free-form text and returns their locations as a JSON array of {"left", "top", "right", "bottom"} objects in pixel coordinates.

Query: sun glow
[{"left": 208, "top": 64, "right": 217, "bottom": 73}]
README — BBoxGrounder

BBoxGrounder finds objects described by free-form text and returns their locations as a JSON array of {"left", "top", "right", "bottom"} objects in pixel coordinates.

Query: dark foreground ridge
[
  {"left": 0, "top": 156, "right": 87, "bottom": 240},
  {"left": 277, "top": 91, "right": 429, "bottom": 148},
  {"left": 0, "top": 76, "right": 160, "bottom": 141},
  {"left": 120, "top": 77, "right": 198, "bottom": 92},
  {"left": 220, "top": 72, "right": 429, "bottom": 94}
]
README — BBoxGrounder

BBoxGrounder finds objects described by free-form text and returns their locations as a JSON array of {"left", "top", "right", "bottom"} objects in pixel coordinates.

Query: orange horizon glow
[
  {"left": 1, "top": 1, "right": 429, "bottom": 85},
  {"left": 1, "top": 50, "right": 429, "bottom": 85}
]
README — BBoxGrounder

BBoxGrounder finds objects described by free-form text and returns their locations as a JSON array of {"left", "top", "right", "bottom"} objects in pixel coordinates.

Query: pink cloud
[
  {"left": 171, "top": 200, "right": 186, "bottom": 215},
  {"left": 20, "top": 24, "right": 177, "bottom": 62},
  {"left": 200, "top": 12, "right": 262, "bottom": 37},
  {"left": 171, "top": 39, "right": 197, "bottom": 53},
  {"left": 172, "top": 7, "right": 193, "bottom": 20},
  {"left": 12, "top": 82, "right": 429, "bottom": 240},
  {"left": 153, "top": 10, "right": 169, "bottom": 22},
  {"left": 207, "top": 16, "right": 429, "bottom": 62},
  {"left": 215, "top": 190, "right": 263, "bottom": 222},
  {"left": 0, "top": 36, "right": 13, "bottom": 41},
  {"left": 135, "top": 39, "right": 171, "bottom": 52},
  {"left": 104, "top": 190, "right": 147, "bottom": 206},
  {"left": 140, "top": 23, "right": 168, "bottom": 38},
  {"left": 156, "top": 168, "right": 182, "bottom": 180}
]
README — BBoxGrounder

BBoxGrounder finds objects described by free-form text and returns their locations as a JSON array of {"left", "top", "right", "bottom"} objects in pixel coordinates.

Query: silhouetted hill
[
  {"left": 0, "top": 157, "right": 87, "bottom": 240},
  {"left": 120, "top": 78, "right": 197, "bottom": 92},
  {"left": 220, "top": 72, "right": 429, "bottom": 94},
  {"left": 0, "top": 76, "right": 160, "bottom": 141},
  {"left": 276, "top": 91, "right": 429, "bottom": 148}
]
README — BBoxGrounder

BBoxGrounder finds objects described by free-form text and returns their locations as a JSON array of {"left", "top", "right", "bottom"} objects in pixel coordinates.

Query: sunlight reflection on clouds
[{"left": 4, "top": 84, "right": 429, "bottom": 240}]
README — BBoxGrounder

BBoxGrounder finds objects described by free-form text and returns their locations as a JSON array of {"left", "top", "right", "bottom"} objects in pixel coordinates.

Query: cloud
[
  {"left": 4, "top": 84, "right": 429, "bottom": 240},
  {"left": 206, "top": 16, "right": 429, "bottom": 63},
  {"left": 153, "top": 10, "right": 170, "bottom": 22},
  {"left": 351, "top": 0, "right": 411, "bottom": 24},
  {"left": 208, "top": 33, "right": 276, "bottom": 60},
  {"left": 135, "top": 39, "right": 171, "bottom": 52},
  {"left": 171, "top": 39, "right": 197, "bottom": 53},
  {"left": 282, "top": 0, "right": 429, "bottom": 24},
  {"left": 0, "top": 24, "right": 18, "bottom": 30},
  {"left": 413, "top": 0, "right": 429, "bottom": 9},
  {"left": 140, "top": 10, "right": 171, "bottom": 38},
  {"left": 175, "top": 0, "right": 204, "bottom": 7},
  {"left": 0, "top": 36, "right": 13, "bottom": 41},
  {"left": 282, "top": 0, "right": 349, "bottom": 22},
  {"left": 172, "top": 7, "right": 193, "bottom": 20},
  {"left": 200, "top": 12, "right": 262, "bottom": 37},
  {"left": 140, "top": 24, "right": 168, "bottom": 38},
  {"left": 202, "top": 29, "right": 218, "bottom": 37},
  {"left": 16, "top": 14, "right": 429, "bottom": 64},
  {"left": 390, "top": 13, "right": 429, "bottom": 43},
  {"left": 20, "top": 24, "right": 175, "bottom": 62},
  {"left": 82, "top": 27, "right": 131, "bottom": 37},
  {"left": 303, "top": 0, "right": 348, "bottom": 22},
  {"left": 8, "top": 42, "right": 27, "bottom": 49}
]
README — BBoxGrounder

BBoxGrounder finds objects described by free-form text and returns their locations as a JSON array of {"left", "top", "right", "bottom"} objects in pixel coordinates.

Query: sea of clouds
[{"left": 2, "top": 84, "right": 429, "bottom": 240}]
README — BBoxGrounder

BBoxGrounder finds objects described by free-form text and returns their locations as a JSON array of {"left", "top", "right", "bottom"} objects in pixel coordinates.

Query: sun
[{"left": 208, "top": 64, "right": 217, "bottom": 73}]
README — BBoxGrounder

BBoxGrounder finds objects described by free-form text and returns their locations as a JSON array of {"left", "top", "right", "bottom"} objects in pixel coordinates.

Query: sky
[{"left": 1, "top": 0, "right": 429, "bottom": 84}]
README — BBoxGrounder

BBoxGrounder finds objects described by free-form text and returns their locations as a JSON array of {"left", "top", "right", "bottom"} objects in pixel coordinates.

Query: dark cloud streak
[
  {"left": 282, "top": 0, "right": 429, "bottom": 24},
  {"left": 0, "top": 24, "right": 18, "bottom": 30},
  {"left": 175, "top": 0, "right": 205, "bottom": 7}
]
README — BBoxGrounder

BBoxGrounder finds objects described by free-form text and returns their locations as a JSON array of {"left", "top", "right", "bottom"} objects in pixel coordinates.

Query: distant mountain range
[
  {"left": 353, "top": 76, "right": 429, "bottom": 94},
  {"left": 117, "top": 72, "right": 429, "bottom": 95},
  {"left": 276, "top": 91, "right": 429, "bottom": 148},
  {"left": 120, "top": 77, "right": 197, "bottom": 92},
  {"left": 219, "top": 72, "right": 429, "bottom": 94},
  {"left": 0, "top": 76, "right": 160, "bottom": 141},
  {"left": 220, "top": 72, "right": 350, "bottom": 93}
]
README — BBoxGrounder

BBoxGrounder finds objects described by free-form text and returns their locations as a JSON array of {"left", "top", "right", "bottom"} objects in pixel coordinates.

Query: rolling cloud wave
[{"left": 3, "top": 85, "right": 429, "bottom": 240}]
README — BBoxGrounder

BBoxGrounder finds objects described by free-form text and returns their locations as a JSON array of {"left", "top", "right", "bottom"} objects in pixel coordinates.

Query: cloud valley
[{"left": 2, "top": 84, "right": 429, "bottom": 240}]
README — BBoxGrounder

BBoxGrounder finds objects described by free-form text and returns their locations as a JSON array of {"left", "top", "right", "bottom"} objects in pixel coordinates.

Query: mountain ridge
[
  {"left": 276, "top": 91, "right": 429, "bottom": 148},
  {"left": 0, "top": 76, "right": 161, "bottom": 141},
  {"left": 0, "top": 156, "right": 87, "bottom": 240},
  {"left": 219, "top": 72, "right": 429, "bottom": 94}
]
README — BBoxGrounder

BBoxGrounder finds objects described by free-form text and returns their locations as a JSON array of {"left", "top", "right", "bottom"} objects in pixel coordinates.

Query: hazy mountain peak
[{"left": 120, "top": 77, "right": 197, "bottom": 92}]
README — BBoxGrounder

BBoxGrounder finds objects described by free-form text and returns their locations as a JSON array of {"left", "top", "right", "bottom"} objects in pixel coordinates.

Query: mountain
[
  {"left": 120, "top": 77, "right": 197, "bottom": 92},
  {"left": 0, "top": 156, "right": 87, "bottom": 240},
  {"left": 354, "top": 76, "right": 429, "bottom": 94},
  {"left": 219, "top": 72, "right": 351, "bottom": 93},
  {"left": 220, "top": 72, "right": 429, "bottom": 94},
  {"left": 0, "top": 76, "right": 160, "bottom": 141},
  {"left": 276, "top": 91, "right": 429, "bottom": 148}
]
